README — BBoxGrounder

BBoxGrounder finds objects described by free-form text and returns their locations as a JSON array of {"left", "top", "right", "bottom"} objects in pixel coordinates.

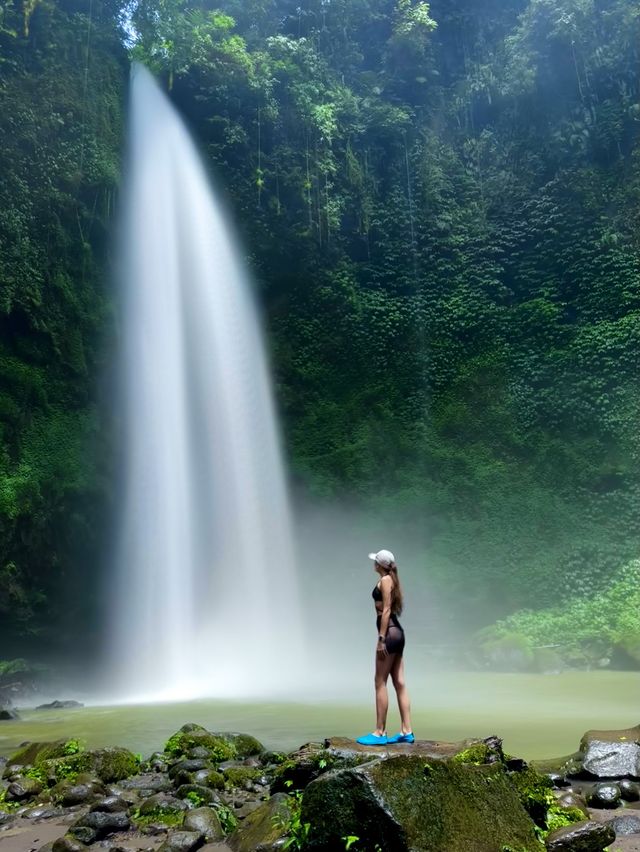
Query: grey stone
[
  {"left": 120, "top": 773, "right": 171, "bottom": 792},
  {"left": 611, "top": 813, "right": 640, "bottom": 835},
  {"left": 545, "top": 820, "right": 615, "bottom": 851},
  {"left": 579, "top": 726, "right": 640, "bottom": 779},
  {"left": 182, "top": 807, "right": 223, "bottom": 841},
  {"left": 157, "top": 830, "right": 205, "bottom": 852},
  {"left": 23, "top": 806, "right": 63, "bottom": 819}
]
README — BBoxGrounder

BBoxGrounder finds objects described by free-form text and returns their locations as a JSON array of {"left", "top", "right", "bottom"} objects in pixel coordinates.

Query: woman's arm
[{"left": 378, "top": 575, "right": 393, "bottom": 650}]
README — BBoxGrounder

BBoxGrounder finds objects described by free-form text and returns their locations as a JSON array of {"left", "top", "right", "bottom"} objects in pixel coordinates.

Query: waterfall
[{"left": 109, "top": 63, "right": 303, "bottom": 701}]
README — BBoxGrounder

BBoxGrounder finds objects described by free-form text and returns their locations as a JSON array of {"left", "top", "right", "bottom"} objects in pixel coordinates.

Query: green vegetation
[{"left": 0, "top": 0, "right": 638, "bottom": 653}]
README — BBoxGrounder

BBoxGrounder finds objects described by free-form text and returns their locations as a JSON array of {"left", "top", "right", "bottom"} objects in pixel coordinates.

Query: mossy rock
[
  {"left": 223, "top": 766, "right": 261, "bottom": 790},
  {"left": 41, "top": 747, "right": 138, "bottom": 784},
  {"left": 2, "top": 740, "right": 81, "bottom": 778},
  {"left": 227, "top": 792, "right": 292, "bottom": 852},
  {"left": 164, "top": 728, "right": 236, "bottom": 764},
  {"left": 301, "top": 754, "right": 545, "bottom": 851},
  {"left": 202, "top": 770, "right": 225, "bottom": 790},
  {"left": 210, "top": 733, "right": 264, "bottom": 759}
]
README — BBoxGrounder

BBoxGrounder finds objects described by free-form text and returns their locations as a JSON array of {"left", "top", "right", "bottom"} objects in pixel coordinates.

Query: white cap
[{"left": 368, "top": 549, "right": 395, "bottom": 568}]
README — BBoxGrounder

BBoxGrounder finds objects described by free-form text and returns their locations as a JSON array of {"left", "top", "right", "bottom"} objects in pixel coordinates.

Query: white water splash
[{"left": 109, "top": 64, "right": 304, "bottom": 702}]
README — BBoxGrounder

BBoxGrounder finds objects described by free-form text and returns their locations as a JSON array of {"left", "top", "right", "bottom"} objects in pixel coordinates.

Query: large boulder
[
  {"left": 43, "top": 747, "right": 139, "bottom": 783},
  {"left": 301, "top": 749, "right": 544, "bottom": 851},
  {"left": 578, "top": 725, "right": 640, "bottom": 779}
]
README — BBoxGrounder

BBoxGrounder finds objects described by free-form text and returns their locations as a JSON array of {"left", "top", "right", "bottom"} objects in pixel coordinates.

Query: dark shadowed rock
[
  {"left": 0, "top": 708, "right": 19, "bottom": 720},
  {"left": 57, "top": 783, "right": 99, "bottom": 806},
  {"left": 545, "top": 819, "right": 615, "bottom": 851},
  {"left": 579, "top": 726, "right": 640, "bottom": 779},
  {"left": 182, "top": 807, "right": 224, "bottom": 841},
  {"left": 71, "top": 810, "right": 131, "bottom": 839},
  {"left": 36, "top": 701, "right": 84, "bottom": 711},
  {"left": 620, "top": 779, "right": 640, "bottom": 801},
  {"left": 157, "top": 830, "right": 205, "bottom": 852},
  {"left": 301, "top": 752, "right": 542, "bottom": 851},
  {"left": 586, "top": 783, "right": 622, "bottom": 808}
]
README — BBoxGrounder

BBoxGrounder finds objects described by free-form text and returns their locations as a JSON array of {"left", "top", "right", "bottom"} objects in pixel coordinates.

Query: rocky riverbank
[{"left": 1, "top": 722, "right": 639, "bottom": 851}]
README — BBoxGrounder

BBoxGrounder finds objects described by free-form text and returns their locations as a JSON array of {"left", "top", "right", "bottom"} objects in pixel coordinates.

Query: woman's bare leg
[
  {"left": 390, "top": 655, "right": 412, "bottom": 734},
  {"left": 374, "top": 652, "right": 396, "bottom": 735}
]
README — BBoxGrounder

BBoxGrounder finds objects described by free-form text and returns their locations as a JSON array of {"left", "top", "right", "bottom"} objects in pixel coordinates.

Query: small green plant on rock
[
  {"left": 214, "top": 803, "right": 238, "bottom": 835},
  {"left": 185, "top": 790, "right": 207, "bottom": 807},
  {"left": 272, "top": 790, "right": 311, "bottom": 851}
]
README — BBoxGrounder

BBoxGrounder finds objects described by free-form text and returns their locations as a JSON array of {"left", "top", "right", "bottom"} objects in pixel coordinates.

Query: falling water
[{"left": 110, "top": 64, "right": 303, "bottom": 701}]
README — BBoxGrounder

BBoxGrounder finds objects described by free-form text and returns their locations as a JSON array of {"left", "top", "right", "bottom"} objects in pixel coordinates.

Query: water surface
[{"left": 1, "top": 671, "right": 636, "bottom": 761}]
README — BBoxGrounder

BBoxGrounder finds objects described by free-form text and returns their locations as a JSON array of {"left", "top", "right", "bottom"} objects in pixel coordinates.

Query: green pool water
[{"left": 0, "top": 671, "right": 637, "bottom": 761}]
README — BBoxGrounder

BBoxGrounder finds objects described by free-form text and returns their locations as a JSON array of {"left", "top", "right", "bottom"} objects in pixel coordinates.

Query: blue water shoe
[
  {"left": 387, "top": 732, "right": 415, "bottom": 744},
  {"left": 356, "top": 733, "right": 388, "bottom": 746}
]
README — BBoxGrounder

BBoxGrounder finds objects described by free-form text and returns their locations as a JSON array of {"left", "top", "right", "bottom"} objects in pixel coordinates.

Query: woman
[{"left": 357, "top": 549, "right": 414, "bottom": 746}]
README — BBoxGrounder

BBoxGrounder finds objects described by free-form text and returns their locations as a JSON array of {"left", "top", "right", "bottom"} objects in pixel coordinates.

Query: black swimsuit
[{"left": 372, "top": 584, "right": 405, "bottom": 656}]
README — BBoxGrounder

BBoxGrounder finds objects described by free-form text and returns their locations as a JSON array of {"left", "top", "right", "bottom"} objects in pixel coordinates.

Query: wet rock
[
  {"left": 611, "top": 813, "right": 640, "bottom": 835},
  {"left": 579, "top": 726, "right": 640, "bottom": 779},
  {"left": 90, "top": 796, "right": 129, "bottom": 813},
  {"left": 120, "top": 773, "right": 171, "bottom": 793},
  {"left": 52, "top": 834, "right": 89, "bottom": 852},
  {"left": 58, "top": 783, "right": 100, "bottom": 806},
  {"left": 545, "top": 819, "right": 615, "bottom": 851},
  {"left": 71, "top": 810, "right": 131, "bottom": 840},
  {"left": 181, "top": 807, "right": 224, "bottom": 840},
  {"left": 163, "top": 727, "right": 235, "bottom": 764},
  {"left": 620, "top": 779, "right": 640, "bottom": 801},
  {"left": 156, "top": 830, "right": 204, "bottom": 852},
  {"left": 7, "top": 776, "right": 43, "bottom": 799},
  {"left": 36, "top": 701, "right": 84, "bottom": 711},
  {"left": 587, "top": 783, "right": 622, "bottom": 809},
  {"left": 169, "top": 761, "right": 207, "bottom": 778},
  {"left": 0, "top": 811, "right": 16, "bottom": 827},
  {"left": 227, "top": 793, "right": 292, "bottom": 852},
  {"left": 23, "top": 805, "right": 63, "bottom": 819}
]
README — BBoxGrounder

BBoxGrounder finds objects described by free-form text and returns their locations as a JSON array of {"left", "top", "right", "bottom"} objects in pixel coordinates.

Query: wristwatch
[{"left": 378, "top": 635, "right": 385, "bottom": 643}]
